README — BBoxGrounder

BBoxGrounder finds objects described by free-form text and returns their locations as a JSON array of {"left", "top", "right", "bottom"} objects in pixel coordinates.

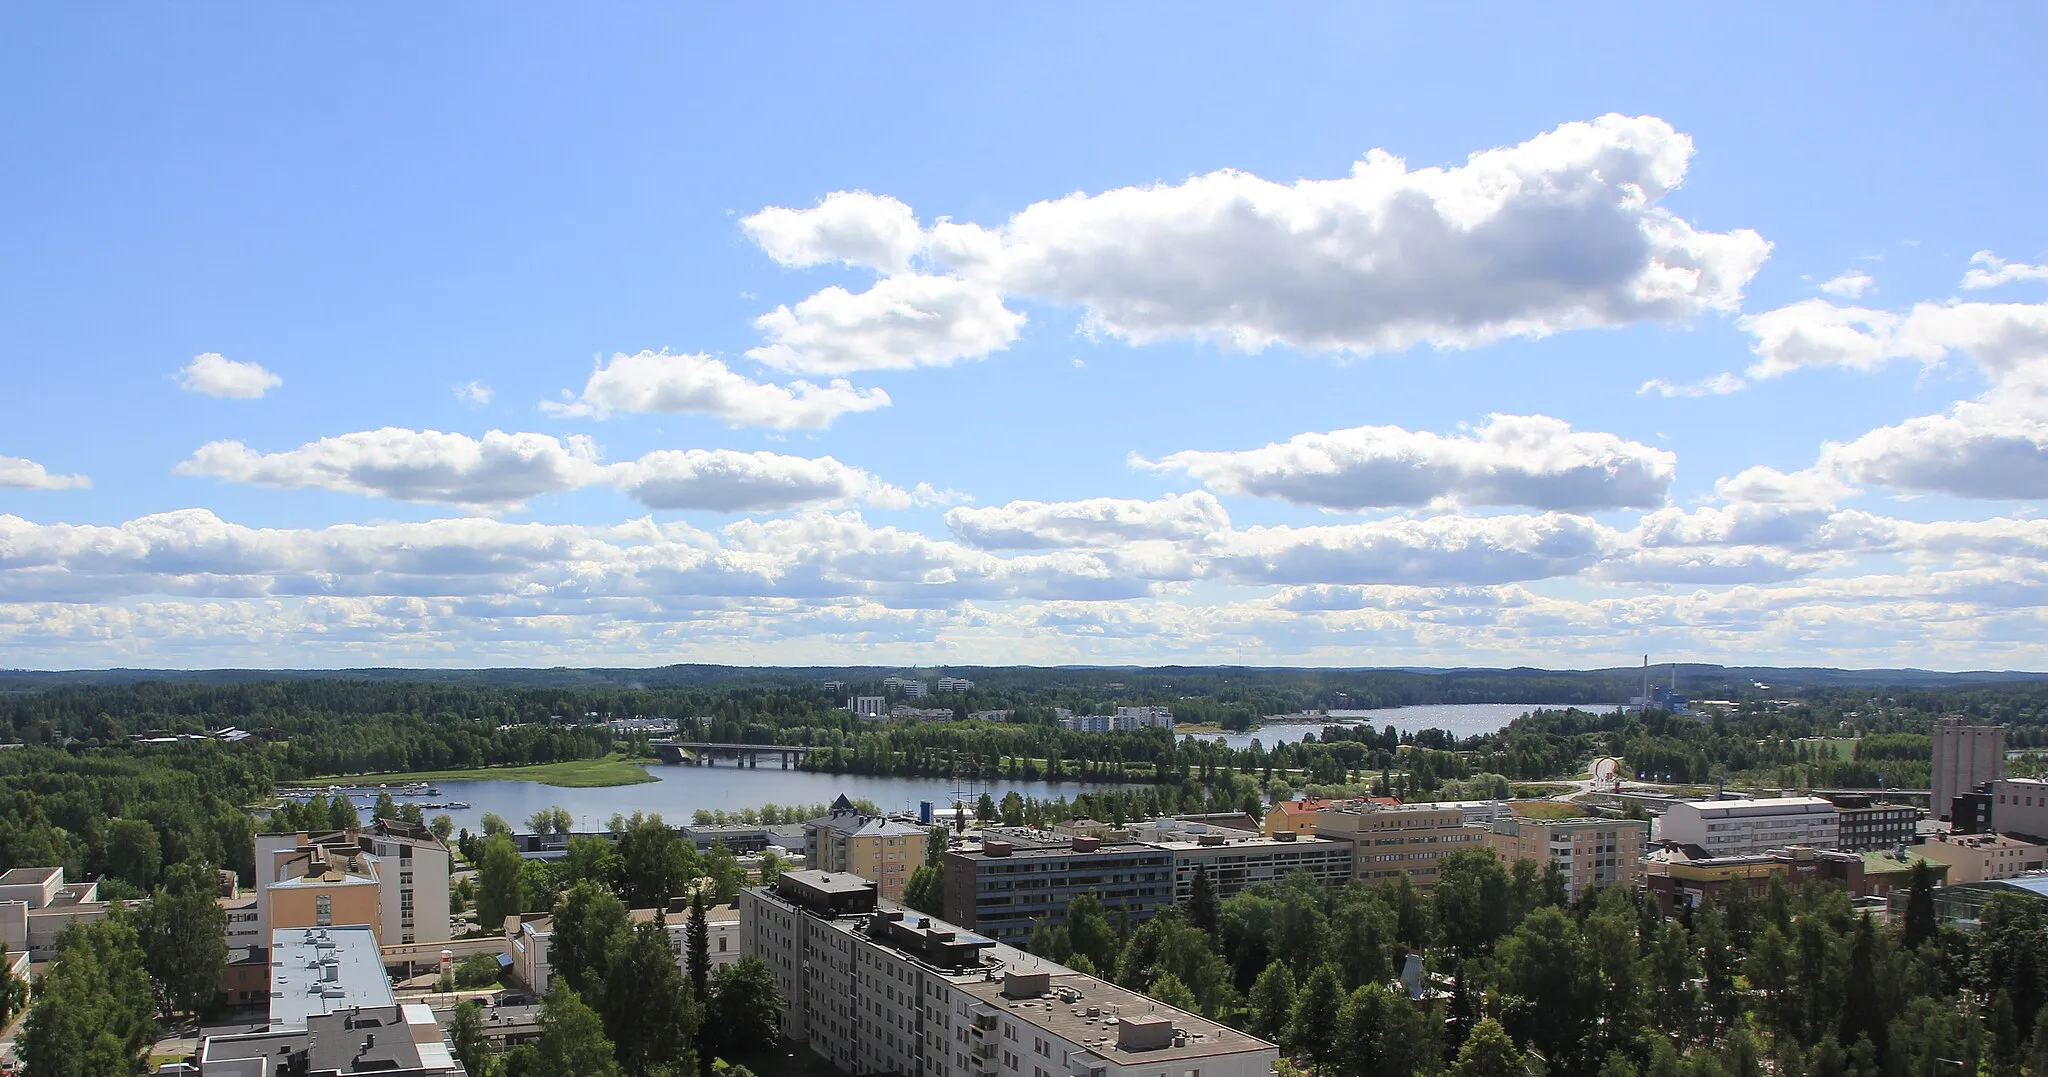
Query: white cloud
[
  {"left": 1740, "top": 298, "right": 2048, "bottom": 381},
  {"left": 608, "top": 450, "right": 906, "bottom": 512},
  {"left": 1962, "top": 250, "right": 2048, "bottom": 290},
  {"left": 1204, "top": 513, "right": 1615, "bottom": 586},
  {"left": 747, "top": 274, "right": 1024, "bottom": 374},
  {"left": 455, "top": 381, "right": 494, "bottom": 405},
  {"left": 1819, "top": 270, "right": 1875, "bottom": 298},
  {"left": 176, "top": 429, "right": 606, "bottom": 511},
  {"left": 0, "top": 456, "right": 90, "bottom": 490},
  {"left": 178, "top": 353, "right": 282, "bottom": 399},
  {"left": 1820, "top": 391, "right": 2048, "bottom": 500},
  {"left": 920, "top": 113, "right": 1767, "bottom": 355},
  {"left": 543, "top": 350, "right": 890, "bottom": 429},
  {"left": 1638, "top": 373, "right": 1748, "bottom": 398},
  {"left": 1137, "top": 414, "right": 1675, "bottom": 511},
  {"left": 1712, "top": 465, "right": 1851, "bottom": 508},
  {"left": 742, "top": 191, "right": 925, "bottom": 274},
  {"left": 177, "top": 429, "right": 913, "bottom": 513},
  {"left": 945, "top": 492, "right": 1230, "bottom": 549}
]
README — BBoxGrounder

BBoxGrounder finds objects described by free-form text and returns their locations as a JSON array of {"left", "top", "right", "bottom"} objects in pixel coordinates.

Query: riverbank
[{"left": 290, "top": 753, "right": 660, "bottom": 790}]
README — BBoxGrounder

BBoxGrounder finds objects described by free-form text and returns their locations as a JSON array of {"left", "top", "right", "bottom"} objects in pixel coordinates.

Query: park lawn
[
  {"left": 1509, "top": 799, "right": 1592, "bottom": 820},
  {"left": 291, "top": 752, "right": 658, "bottom": 789}
]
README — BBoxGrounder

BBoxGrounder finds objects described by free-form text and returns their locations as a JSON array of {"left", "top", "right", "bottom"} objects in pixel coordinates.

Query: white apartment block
[
  {"left": 743, "top": 870, "right": 1277, "bottom": 1077},
  {"left": 1990, "top": 778, "right": 2048, "bottom": 841},
  {"left": 1113, "top": 706, "right": 1175, "bottom": 731},
  {"left": 851, "top": 696, "right": 888, "bottom": 719},
  {"left": 885, "top": 677, "right": 931, "bottom": 699},
  {"left": 512, "top": 903, "right": 740, "bottom": 994},
  {"left": 937, "top": 677, "right": 975, "bottom": 694},
  {"left": 1659, "top": 797, "right": 1840, "bottom": 856}
]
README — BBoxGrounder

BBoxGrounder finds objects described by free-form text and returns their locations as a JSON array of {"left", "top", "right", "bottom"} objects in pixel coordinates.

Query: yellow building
[
  {"left": 804, "top": 796, "right": 927, "bottom": 901},
  {"left": 1485, "top": 816, "right": 1648, "bottom": 899},
  {"left": 1917, "top": 833, "right": 2048, "bottom": 884},
  {"left": 1313, "top": 803, "right": 1485, "bottom": 886},
  {"left": 266, "top": 862, "right": 383, "bottom": 938}
]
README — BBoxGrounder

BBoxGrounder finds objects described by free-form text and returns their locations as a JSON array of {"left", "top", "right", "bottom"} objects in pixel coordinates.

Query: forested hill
[{"left": 1, "top": 662, "right": 2042, "bottom": 697}]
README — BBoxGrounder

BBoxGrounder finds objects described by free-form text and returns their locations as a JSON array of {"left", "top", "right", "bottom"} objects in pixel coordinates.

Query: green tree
[
  {"left": 1147, "top": 971, "right": 1199, "bottom": 1012},
  {"left": 430, "top": 814, "right": 456, "bottom": 843},
  {"left": 549, "top": 881, "right": 630, "bottom": 1000},
  {"left": 137, "top": 861, "right": 229, "bottom": 1017},
  {"left": 481, "top": 812, "right": 512, "bottom": 837},
  {"left": 102, "top": 818, "right": 162, "bottom": 893},
  {"left": 0, "top": 941, "right": 24, "bottom": 1029},
  {"left": 1066, "top": 891, "right": 1120, "bottom": 973},
  {"left": 20, "top": 916, "right": 159, "bottom": 1077},
  {"left": 1903, "top": 859, "right": 1937, "bottom": 950},
  {"left": 1434, "top": 850, "right": 1512, "bottom": 962},
  {"left": 703, "top": 956, "right": 785, "bottom": 1065},
  {"left": 1692, "top": 902, "right": 1738, "bottom": 1034},
  {"left": 903, "top": 863, "right": 944, "bottom": 917},
  {"left": 688, "top": 891, "right": 712, "bottom": 1001},
  {"left": 449, "top": 999, "right": 496, "bottom": 1077},
  {"left": 1452, "top": 1017, "right": 1524, "bottom": 1077},
  {"left": 601, "top": 919, "right": 699, "bottom": 1077},
  {"left": 329, "top": 794, "right": 361, "bottom": 830},
  {"left": 456, "top": 952, "right": 504, "bottom": 988},
  {"left": 531, "top": 981, "right": 620, "bottom": 1077},
  {"left": 374, "top": 791, "right": 399, "bottom": 821},
  {"left": 476, "top": 832, "right": 525, "bottom": 929},
  {"left": 1189, "top": 864, "right": 1220, "bottom": 937},
  {"left": 1247, "top": 962, "right": 1296, "bottom": 1043},
  {"left": 528, "top": 806, "right": 574, "bottom": 836},
  {"left": 1286, "top": 963, "right": 1344, "bottom": 1067},
  {"left": 705, "top": 840, "right": 748, "bottom": 903},
  {"left": 1331, "top": 981, "right": 1441, "bottom": 1077},
  {"left": 617, "top": 817, "right": 693, "bottom": 908},
  {"left": 1494, "top": 905, "right": 1598, "bottom": 1072}
]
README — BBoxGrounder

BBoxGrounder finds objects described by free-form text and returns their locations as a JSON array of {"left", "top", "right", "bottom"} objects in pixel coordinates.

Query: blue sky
[{"left": 3, "top": 7, "right": 2046, "bottom": 669}]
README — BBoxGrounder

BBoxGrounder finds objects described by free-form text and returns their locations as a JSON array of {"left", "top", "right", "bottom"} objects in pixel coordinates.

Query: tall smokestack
[{"left": 1642, "top": 655, "right": 1650, "bottom": 703}]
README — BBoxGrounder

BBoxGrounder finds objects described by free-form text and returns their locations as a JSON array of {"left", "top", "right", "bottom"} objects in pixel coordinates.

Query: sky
[{"left": 3, "top": 7, "right": 2046, "bottom": 670}]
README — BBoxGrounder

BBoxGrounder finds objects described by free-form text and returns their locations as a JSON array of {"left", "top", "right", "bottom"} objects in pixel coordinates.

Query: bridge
[{"left": 649, "top": 740, "right": 814, "bottom": 768}]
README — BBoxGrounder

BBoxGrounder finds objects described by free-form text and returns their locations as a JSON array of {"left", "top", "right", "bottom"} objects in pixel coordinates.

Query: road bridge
[{"left": 649, "top": 740, "right": 814, "bottom": 768}]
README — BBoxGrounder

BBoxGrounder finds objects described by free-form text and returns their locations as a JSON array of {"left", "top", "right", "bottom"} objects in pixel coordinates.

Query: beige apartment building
[
  {"left": 1315, "top": 803, "right": 1486, "bottom": 885},
  {"left": 804, "top": 795, "right": 927, "bottom": 901},
  {"left": 1917, "top": 832, "right": 2048, "bottom": 884},
  {"left": 254, "top": 819, "right": 451, "bottom": 947},
  {"left": 1486, "top": 816, "right": 1649, "bottom": 899}
]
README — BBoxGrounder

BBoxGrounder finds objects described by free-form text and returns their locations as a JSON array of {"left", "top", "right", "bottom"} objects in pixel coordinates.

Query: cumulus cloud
[
  {"left": 747, "top": 275, "right": 1024, "bottom": 374},
  {"left": 1819, "top": 390, "right": 2048, "bottom": 500},
  {"left": 178, "top": 353, "right": 282, "bottom": 399},
  {"left": 1137, "top": 414, "right": 1675, "bottom": 511},
  {"left": 1963, "top": 250, "right": 2048, "bottom": 290},
  {"left": 0, "top": 456, "right": 90, "bottom": 490},
  {"left": 1204, "top": 513, "right": 1615, "bottom": 586},
  {"left": 1638, "top": 373, "right": 1748, "bottom": 398},
  {"left": 742, "top": 191, "right": 925, "bottom": 274},
  {"left": 1740, "top": 298, "right": 2048, "bottom": 381},
  {"left": 918, "top": 113, "right": 1768, "bottom": 355},
  {"left": 1819, "top": 270, "right": 1875, "bottom": 298},
  {"left": 945, "top": 492, "right": 1230, "bottom": 549},
  {"left": 177, "top": 429, "right": 912, "bottom": 513},
  {"left": 543, "top": 350, "right": 890, "bottom": 429}
]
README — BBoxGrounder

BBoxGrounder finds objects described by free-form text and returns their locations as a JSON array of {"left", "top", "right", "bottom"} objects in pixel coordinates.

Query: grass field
[
  {"left": 291, "top": 752, "right": 658, "bottom": 789},
  {"left": 1509, "top": 799, "right": 1591, "bottom": 819}
]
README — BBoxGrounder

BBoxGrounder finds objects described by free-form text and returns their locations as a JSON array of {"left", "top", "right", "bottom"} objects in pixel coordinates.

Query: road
[{"left": 1549, "top": 756, "right": 1620, "bottom": 800}]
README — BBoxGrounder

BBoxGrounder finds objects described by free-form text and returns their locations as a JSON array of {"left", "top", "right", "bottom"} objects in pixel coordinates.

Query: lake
[
  {"left": 1188, "top": 702, "right": 1603, "bottom": 751},
  {"left": 402, "top": 765, "right": 1118, "bottom": 836}
]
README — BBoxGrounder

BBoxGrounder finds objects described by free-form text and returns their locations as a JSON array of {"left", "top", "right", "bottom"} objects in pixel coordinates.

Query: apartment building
[
  {"left": 1658, "top": 797, "right": 1839, "bottom": 856},
  {"left": 1831, "top": 797, "right": 1919, "bottom": 852},
  {"left": 885, "top": 676, "right": 930, "bottom": 698},
  {"left": 1645, "top": 846, "right": 1869, "bottom": 915},
  {"left": 942, "top": 831, "right": 1173, "bottom": 945},
  {"left": 937, "top": 677, "right": 975, "bottom": 693},
  {"left": 1486, "top": 816, "right": 1648, "bottom": 899},
  {"left": 254, "top": 819, "right": 452, "bottom": 947},
  {"left": 1313, "top": 803, "right": 1486, "bottom": 885},
  {"left": 511, "top": 903, "right": 740, "bottom": 994},
  {"left": 0, "top": 867, "right": 116, "bottom": 959},
  {"left": 1151, "top": 831, "right": 1354, "bottom": 904},
  {"left": 1917, "top": 832, "right": 2048, "bottom": 885},
  {"left": 1934, "top": 718, "right": 2005, "bottom": 821},
  {"left": 1989, "top": 778, "right": 2048, "bottom": 841},
  {"left": 742, "top": 870, "right": 1278, "bottom": 1077},
  {"left": 1263, "top": 797, "right": 1363, "bottom": 837},
  {"left": 805, "top": 796, "right": 927, "bottom": 901}
]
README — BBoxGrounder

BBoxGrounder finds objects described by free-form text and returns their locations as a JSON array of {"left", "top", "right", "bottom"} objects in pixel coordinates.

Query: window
[{"left": 315, "top": 894, "right": 332, "bottom": 926}]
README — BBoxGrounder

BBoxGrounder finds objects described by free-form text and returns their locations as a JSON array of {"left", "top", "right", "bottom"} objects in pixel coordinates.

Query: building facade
[
  {"left": 254, "top": 820, "right": 452, "bottom": 947},
  {"left": 1154, "top": 832, "right": 1354, "bottom": 904},
  {"left": 1485, "top": 816, "right": 1649, "bottom": 899},
  {"left": 941, "top": 832, "right": 1174, "bottom": 945},
  {"left": 1934, "top": 718, "right": 2006, "bottom": 821},
  {"left": 1658, "top": 797, "right": 1840, "bottom": 855},
  {"left": 805, "top": 797, "right": 927, "bottom": 901},
  {"left": 1313, "top": 803, "right": 1487, "bottom": 885},
  {"left": 1917, "top": 832, "right": 2048, "bottom": 885},
  {"left": 512, "top": 903, "right": 740, "bottom": 994},
  {"left": 743, "top": 870, "right": 1278, "bottom": 1077},
  {"left": 1831, "top": 798, "right": 1919, "bottom": 852},
  {"left": 1990, "top": 778, "right": 2048, "bottom": 841}
]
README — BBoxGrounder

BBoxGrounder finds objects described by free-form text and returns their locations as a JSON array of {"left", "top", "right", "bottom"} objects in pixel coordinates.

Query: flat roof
[
  {"left": 958, "top": 970, "right": 1273, "bottom": 1065},
  {"left": 0, "top": 867, "right": 59, "bottom": 886},
  {"left": 780, "top": 868, "right": 878, "bottom": 895},
  {"left": 1146, "top": 835, "right": 1346, "bottom": 851},
  {"left": 1675, "top": 797, "right": 1837, "bottom": 816},
  {"left": 268, "top": 926, "right": 394, "bottom": 1028}
]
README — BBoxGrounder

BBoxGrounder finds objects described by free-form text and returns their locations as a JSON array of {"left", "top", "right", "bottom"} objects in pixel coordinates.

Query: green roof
[{"left": 1860, "top": 849, "right": 1942, "bottom": 874}]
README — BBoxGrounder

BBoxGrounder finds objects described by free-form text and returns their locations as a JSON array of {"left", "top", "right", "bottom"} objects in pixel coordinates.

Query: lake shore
[{"left": 289, "top": 753, "right": 660, "bottom": 790}]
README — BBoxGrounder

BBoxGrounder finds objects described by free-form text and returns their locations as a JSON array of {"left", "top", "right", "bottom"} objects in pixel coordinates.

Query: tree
[
  {"left": 688, "top": 892, "right": 712, "bottom": 1001},
  {"left": 528, "top": 806, "right": 574, "bottom": 836},
  {"left": 449, "top": 1000, "right": 496, "bottom": 1077},
  {"left": 374, "top": 791, "right": 398, "bottom": 821},
  {"left": 601, "top": 920, "right": 698, "bottom": 1077},
  {"left": 617, "top": 817, "right": 692, "bottom": 908},
  {"left": 925, "top": 824, "right": 949, "bottom": 866},
  {"left": 531, "top": 981, "right": 619, "bottom": 1077},
  {"left": 704, "top": 841, "right": 748, "bottom": 903},
  {"left": 1331, "top": 981, "right": 1440, "bottom": 1077},
  {"left": 476, "top": 833, "right": 525, "bottom": 930},
  {"left": 758, "top": 849, "right": 787, "bottom": 886},
  {"left": 1189, "top": 863, "right": 1220, "bottom": 937},
  {"left": 20, "top": 916, "right": 159, "bottom": 1077},
  {"left": 902, "top": 864, "right": 944, "bottom": 917},
  {"left": 102, "top": 818, "right": 162, "bottom": 893},
  {"left": 430, "top": 814, "right": 456, "bottom": 843},
  {"left": 550, "top": 881, "right": 630, "bottom": 1000},
  {"left": 1247, "top": 962, "right": 1296, "bottom": 1043},
  {"left": 137, "top": 861, "right": 229, "bottom": 1017},
  {"left": 1493, "top": 905, "right": 1598, "bottom": 1072},
  {"left": 1065, "top": 892, "right": 1119, "bottom": 973},
  {"left": 329, "top": 794, "right": 361, "bottom": 830},
  {"left": 0, "top": 941, "right": 26, "bottom": 1029},
  {"left": 1452, "top": 1017, "right": 1525, "bottom": 1077},
  {"left": 975, "top": 793, "right": 996, "bottom": 824},
  {"left": 1286, "top": 964, "right": 1344, "bottom": 1066},
  {"left": 456, "top": 952, "right": 504, "bottom": 988},
  {"left": 1434, "top": 850, "right": 1512, "bottom": 962},
  {"left": 1904, "top": 859, "right": 1937, "bottom": 949},
  {"left": 703, "top": 957, "right": 785, "bottom": 1065},
  {"left": 481, "top": 812, "right": 512, "bottom": 837},
  {"left": 1147, "top": 971, "right": 1199, "bottom": 1012}
]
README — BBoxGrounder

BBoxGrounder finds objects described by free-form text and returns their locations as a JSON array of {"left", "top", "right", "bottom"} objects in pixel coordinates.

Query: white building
[
  {"left": 1659, "top": 797, "right": 1840, "bottom": 855},
  {"left": 884, "top": 676, "right": 930, "bottom": 698},
  {"left": 743, "top": 870, "right": 1277, "bottom": 1077},
  {"left": 511, "top": 903, "right": 740, "bottom": 995},
  {"left": 1114, "top": 706, "right": 1175, "bottom": 730},
  {"left": 850, "top": 696, "right": 887, "bottom": 719},
  {"left": 1990, "top": 777, "right": 2048, "bottom": 841},
  {"left": 936, "top": 677, "right": 974, "bottom": 694}
]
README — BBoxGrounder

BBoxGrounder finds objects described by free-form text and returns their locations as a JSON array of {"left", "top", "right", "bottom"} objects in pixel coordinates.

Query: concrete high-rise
[{"left": 1933, "top": 718, "right": 2005, "bottom": 821}]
